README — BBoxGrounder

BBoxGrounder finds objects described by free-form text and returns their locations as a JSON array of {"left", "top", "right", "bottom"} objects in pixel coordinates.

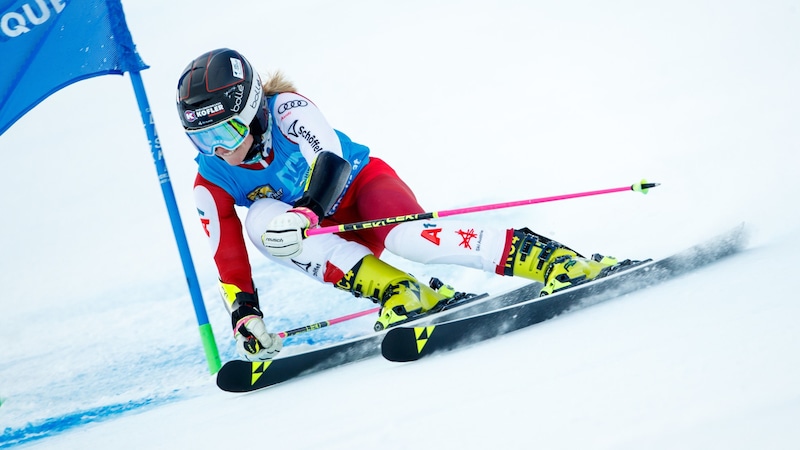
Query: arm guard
[{"left": 294, "top": 151, "right": 351, "bottom": 218}]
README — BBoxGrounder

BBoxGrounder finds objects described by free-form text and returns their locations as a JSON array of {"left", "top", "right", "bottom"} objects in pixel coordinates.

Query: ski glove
[
  {"left": 232, "top": 304, "right": 283, "bottom": 361},
  {"left": 262, "top": 207, "right": 319, "bottom": 258}
]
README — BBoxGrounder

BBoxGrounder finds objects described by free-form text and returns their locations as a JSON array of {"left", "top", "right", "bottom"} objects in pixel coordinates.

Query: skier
[{"left": 176, "top": 48, "right": 625, "bottom": 362}]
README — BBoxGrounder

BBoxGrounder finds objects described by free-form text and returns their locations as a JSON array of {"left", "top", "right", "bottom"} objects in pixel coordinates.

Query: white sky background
[{"left": 1, "top": 1, "right": 799, "bottom": 448}]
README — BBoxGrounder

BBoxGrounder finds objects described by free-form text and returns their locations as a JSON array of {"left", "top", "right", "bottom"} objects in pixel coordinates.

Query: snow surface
[{"left": 1, "top": 1, "right": 799, "bottom": 448}]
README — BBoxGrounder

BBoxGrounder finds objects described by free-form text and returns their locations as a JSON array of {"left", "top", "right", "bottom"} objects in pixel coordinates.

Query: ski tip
[
  {"left": 632, "top": 179, "right": 660, "bottom": 194},
  {"left": 382, "top": 327, "right": 426, "bottom": 362}
]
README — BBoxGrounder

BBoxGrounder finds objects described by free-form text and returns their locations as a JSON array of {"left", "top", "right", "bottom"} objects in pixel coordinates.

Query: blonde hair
[{"left": 262, "top": 70, "right": 297, "bottom": 96}]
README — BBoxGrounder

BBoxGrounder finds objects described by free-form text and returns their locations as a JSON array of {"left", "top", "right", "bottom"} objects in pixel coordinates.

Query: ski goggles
[{"left": 186, "top": 117, "right": 250, "bottom": 156}]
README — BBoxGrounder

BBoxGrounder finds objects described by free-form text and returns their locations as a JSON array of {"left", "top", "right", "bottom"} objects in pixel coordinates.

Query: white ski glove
[
  {"left": 261, "top": 206, "right": 319, "bottom": 258},
  {"left": 232, "top": 305, "right": 283, "bottom": 362}
]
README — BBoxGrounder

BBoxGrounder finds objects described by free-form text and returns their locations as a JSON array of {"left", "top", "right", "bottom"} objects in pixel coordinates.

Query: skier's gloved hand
[
  {"left": 232, "top": 303, "right": 283, "bottom": 361},
  {"left": 261, "top": 207, "right": 319, "bottom": 258}
]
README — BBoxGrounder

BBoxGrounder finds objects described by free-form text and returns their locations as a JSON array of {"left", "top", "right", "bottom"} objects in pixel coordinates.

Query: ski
[
  {"left": 381, "top": 224, "right": 748, "bottom": 362},
  {"left": 215, "top": 281, "right": 545, "bottom": 392},
  {"left": 216, "top": 333, "right": 383, "bottom": 393}
]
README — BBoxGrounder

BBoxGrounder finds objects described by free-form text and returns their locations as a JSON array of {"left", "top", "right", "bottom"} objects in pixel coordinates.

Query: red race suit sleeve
[{"left": 194, "top": 173, "right": 255, "bottom": 294}]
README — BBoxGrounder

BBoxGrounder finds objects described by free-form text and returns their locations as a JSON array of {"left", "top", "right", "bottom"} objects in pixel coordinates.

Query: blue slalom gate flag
[
  {"left": 0, "top": 0, "right": 148, "bottom": 135},
  {"left": 1, "top": 0, "right": 222, "bottom": 373}
]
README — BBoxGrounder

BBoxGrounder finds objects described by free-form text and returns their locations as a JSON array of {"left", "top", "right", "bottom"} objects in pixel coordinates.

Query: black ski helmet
[{"left": 176, "top": 48, "right": 270, "bottom": 160}]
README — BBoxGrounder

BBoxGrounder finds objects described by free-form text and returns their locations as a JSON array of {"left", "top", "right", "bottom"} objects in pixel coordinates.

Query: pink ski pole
[
  {"left": 306, "top": 179, "right": 659, "bottom": 237},
  {"left": 278, "top": 307, "right": 380, "bottom": 338}
]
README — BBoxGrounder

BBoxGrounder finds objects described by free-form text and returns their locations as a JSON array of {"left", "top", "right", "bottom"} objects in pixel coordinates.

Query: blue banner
[{"left": 0, "top": 0, "right": 148, "bottom": 135}]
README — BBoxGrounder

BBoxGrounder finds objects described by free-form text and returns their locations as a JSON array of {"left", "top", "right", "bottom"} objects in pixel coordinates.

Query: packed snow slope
[{"left": 1, "top": 1, "right": 798, "bottom": 449}]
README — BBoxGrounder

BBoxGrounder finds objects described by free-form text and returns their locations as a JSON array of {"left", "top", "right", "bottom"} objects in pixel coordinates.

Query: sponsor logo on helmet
[
  {"left": 230, "top": 84, "right": 245, "bottom": 113},
  {"left": 230, "top": 58, "right": 244, "bottom": 79},
  {"left": 277, "top": 100, "right": 308, "bottom": 115},
  {"left": 250, "top": 84, "right": 263, "bottom": 109},
  {"left": 287, "top": 120, "right": 325, "bottom": 153},
  {"left": 186, "top": 102, "right": 225, "bottom": 122}
]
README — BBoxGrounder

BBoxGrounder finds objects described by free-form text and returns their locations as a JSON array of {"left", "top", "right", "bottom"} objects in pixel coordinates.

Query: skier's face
[{"left": 215, "top": 133, "right": 254, "bottom": 166}]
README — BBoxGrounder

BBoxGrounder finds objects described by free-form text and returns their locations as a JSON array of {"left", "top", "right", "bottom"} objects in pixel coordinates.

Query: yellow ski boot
[
  {"left": 335, "top": 255, "right": 451, "bottom": 331},
  {"left": 540, "top": 253, "right": 620, "bottom": 295},
  {"left": 501, "top": 228, "right": 621, "bottom": 296}
]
